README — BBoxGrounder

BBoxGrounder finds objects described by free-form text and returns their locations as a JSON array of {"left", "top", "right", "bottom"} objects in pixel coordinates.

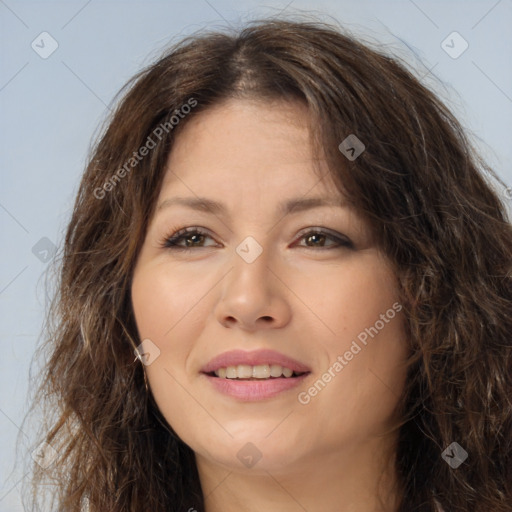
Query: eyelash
[{"left": 159, "top": 226, "right": 354, "bottom": 252}]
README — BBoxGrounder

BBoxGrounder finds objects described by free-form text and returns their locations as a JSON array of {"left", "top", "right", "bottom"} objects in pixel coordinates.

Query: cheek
[
  {"left": 130, "top": 263, "right": 206, "bottom": 400},
  {"left": 298, "top": 254, "right": 401, "bottom": 343},
  {"left": 130, "top": 265, "right": 210, "bottom": 434},
  {"left": 334, "top": 259, "right": 407, "bottom": 374},
  {"left": 302, "top": 258, "right": 408, "bottom": 432},
  {"left": 131, "top": 263, "right": 207, "bottom": 341}
]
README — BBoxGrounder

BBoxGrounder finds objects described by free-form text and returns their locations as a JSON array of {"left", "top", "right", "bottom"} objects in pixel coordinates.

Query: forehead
[{"left": 160, "top": 98, "right": 339, "bottom": 197}]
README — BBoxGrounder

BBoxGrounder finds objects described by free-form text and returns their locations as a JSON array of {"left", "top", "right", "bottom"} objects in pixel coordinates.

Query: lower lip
[{"left": 203, "top": 373, "right": 310, "bottom": 401}]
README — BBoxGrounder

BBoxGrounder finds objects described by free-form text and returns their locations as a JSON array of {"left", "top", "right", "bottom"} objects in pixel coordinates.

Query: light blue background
[{"left": 1, "top": 1, "right": 511, "bottom": 510}]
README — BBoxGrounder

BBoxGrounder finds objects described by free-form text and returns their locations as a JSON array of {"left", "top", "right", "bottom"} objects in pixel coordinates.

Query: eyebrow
[{"left": 156, "top": 196, "right": 347, "bottom": 217}]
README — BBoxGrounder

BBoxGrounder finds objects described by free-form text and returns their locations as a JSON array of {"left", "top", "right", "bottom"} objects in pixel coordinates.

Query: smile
[
  {"left": 203, "top": 372, "right": 310, "bottom": 402},
  {"left": 211, "top": 364, "right": 307, "bottom": 379}
]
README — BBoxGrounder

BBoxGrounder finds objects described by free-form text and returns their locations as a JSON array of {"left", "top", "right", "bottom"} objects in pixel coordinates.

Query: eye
[
  {"left": 161, "top": 227, "right": 217, "bottom": 251},
  {"left": 294, "top": 228, "right": 354, "bottom": 250},
  {"left": 160, "top": 226, "right": 354, "bottom": 252}
]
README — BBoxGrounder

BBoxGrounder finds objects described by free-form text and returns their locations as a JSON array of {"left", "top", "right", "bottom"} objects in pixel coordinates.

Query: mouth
[
  {"left": 201, "top": 349, "right": 311, "bottom": 375},
  {"left": 205, "top": 364, "right": 309, "bottom": 380},
  {"left": 200, "top": 349, "right": 312, "bottom": 401},
  {"left": 202, "top": 370, "right": 310, "bottom": 401}
]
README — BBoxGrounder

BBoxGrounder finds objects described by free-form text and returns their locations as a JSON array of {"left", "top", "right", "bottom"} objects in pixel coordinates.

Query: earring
[
  {"left": 133, "top": 350, "right": 149, "bottom": 393},
  {"left": 143, "top": 369, "right": 149, "bottom": 393}
]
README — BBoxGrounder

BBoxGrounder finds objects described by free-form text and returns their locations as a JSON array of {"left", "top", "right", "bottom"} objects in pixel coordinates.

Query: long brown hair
[{"left": 21, "top": 15, "right": 512, "bottom": 512}]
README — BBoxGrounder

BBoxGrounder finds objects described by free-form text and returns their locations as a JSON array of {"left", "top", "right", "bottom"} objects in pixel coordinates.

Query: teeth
[
  {"left": 270, "top": 364, "right": 283, "bottom": 377},
  {"left": 237, "top": 364, "right": 253, "bottom": 379},
  {"left": 226, "top": 366, "right": 237, "bottom": 378},
  {"left": 282, "top": 367, "right": 293, "bottom": 377},
  {"left": 213, "top": 364, "right": 299, "bottom": 379},
  {"left": 252, "top": 364, "right": 270, "bottom": 378}
]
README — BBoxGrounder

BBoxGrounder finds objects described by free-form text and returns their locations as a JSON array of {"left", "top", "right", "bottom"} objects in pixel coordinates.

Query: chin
[{"left": 193, "top": 430, "right": 307, "bottom": 473}]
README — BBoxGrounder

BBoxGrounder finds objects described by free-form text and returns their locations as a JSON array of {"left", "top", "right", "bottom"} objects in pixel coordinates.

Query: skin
[{"left": 131, "top": 98, "right": 410, "bottom": 512}]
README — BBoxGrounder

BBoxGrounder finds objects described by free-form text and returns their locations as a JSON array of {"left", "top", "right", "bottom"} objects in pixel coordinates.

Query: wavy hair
[{"left": 21, "top": 15, "right": 512, "bottom": 512}]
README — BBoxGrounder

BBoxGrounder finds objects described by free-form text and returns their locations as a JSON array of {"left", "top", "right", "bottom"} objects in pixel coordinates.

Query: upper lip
[{"left": 201, "top": 349, "right": 311, "bottom": 374}]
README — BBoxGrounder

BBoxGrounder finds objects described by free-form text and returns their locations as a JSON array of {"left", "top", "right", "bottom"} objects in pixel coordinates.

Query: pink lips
[
  {"left": 204, "top": 373, "right": 310, "bottom": 401},
  {"left": 201, "top": 349, "right": 311, "bottom": 402},
  {"left": 201, "top": 349, "right": 311, "bottom": 374}
]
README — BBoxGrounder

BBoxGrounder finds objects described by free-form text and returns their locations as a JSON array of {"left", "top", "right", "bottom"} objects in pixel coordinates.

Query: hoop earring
[
  {"left": 143, "top": 369, "right": 149, "bottom": 393},
  {"left": 133, "top": 350, "right": 150, "bottom": 393}
]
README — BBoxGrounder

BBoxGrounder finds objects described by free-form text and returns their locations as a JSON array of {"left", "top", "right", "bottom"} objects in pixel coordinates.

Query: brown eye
[
  {"left": 296, "top": 229, "right": 354, "bottom": 250},
  {"left": 161, "top": 227, "right": 354, "bottom": 252},
  {"left": 163, "top": 228, "right": 216, "bottom": 250}
]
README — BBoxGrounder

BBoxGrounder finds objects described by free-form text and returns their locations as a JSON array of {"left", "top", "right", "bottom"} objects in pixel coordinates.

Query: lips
[
  {"left": 201, "top": 349, "right": 312, "bottom": 401},
  {"left": 201, "top": 349, "right": 311, "bottom": 375}
]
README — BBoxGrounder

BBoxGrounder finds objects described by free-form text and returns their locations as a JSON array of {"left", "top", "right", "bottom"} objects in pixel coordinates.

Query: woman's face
[{"left": 131, "top": 98, "right": 409, "bottom": 475}]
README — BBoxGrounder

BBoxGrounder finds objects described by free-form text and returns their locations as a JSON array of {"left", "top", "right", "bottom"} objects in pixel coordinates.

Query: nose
[{"left": 214, "top": 248, "right": 292, "bottom": 332}]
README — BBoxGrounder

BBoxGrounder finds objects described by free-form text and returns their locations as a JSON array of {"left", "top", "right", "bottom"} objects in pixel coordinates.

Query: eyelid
[
  {"left": 160, "top": 226, "right": 216, "bottom": 249},
  {"left": 160, "top": 225, "right": 354, "bottom": 251},
  {"left": 293, "top": 226, "right": 353, "bottom": 248}
]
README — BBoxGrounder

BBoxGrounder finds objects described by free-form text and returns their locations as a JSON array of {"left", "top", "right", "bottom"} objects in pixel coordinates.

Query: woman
[{"left": 23, "top": 16, "right": 511, "bottom": 512}]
